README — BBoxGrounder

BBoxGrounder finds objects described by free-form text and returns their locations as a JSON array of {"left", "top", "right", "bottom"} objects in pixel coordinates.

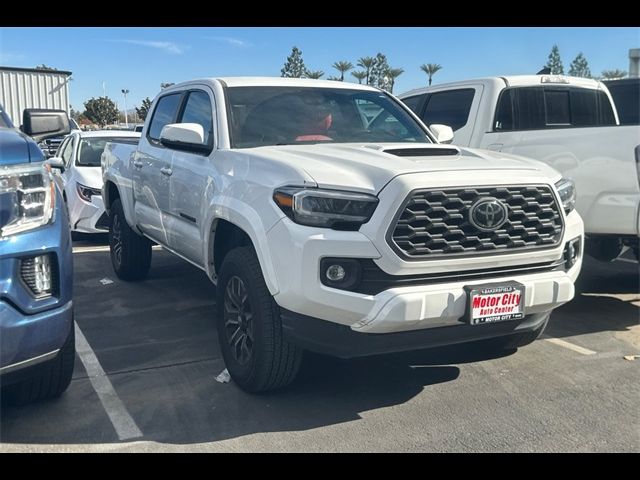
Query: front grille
[{"left": 389, "top": 185, "right": 564, "bottom": 259}]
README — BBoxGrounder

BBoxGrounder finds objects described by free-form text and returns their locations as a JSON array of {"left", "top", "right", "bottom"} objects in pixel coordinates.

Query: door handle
[
  {"left": 160, "top": 167, "right": 173, "bottom": 176},
  {"left": 133, "top": 160, "right": 143, "bottom": 169}
]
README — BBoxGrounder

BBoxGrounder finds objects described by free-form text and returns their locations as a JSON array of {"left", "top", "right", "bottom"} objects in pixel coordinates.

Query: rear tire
[
  {"left": 216, "top": 246, "right": 302, "bottom": 393},
  {"left": 5, "top": 322, "right": 75, "bottom": 405},
  {"left": 109, "top": 198, "right": 152, "bottom": 281}
]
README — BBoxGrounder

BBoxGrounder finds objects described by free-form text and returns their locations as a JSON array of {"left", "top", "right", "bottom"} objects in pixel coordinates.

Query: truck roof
[
  {"left": 400, "top": 75, "right": 604, "bottom": 98},
  {"left": 166, "top": 76, "right": 381, "bottom": 92}
]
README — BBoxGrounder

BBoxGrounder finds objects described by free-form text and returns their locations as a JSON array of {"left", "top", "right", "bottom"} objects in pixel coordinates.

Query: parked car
[
  {"left": 102, "top": 77, "right": 584, "bottom": 393},
  {"left": 0, "top": 105, "right": 75, "bottom": 404},
  {"left": 48, "top": 130, "right": 140, "bottom": 233},
  {"left": 603, "top": 77, "right": 640, "bottom": 126},
  {"left": 399, "top": 75, "right": 640, "bottom": 262}
]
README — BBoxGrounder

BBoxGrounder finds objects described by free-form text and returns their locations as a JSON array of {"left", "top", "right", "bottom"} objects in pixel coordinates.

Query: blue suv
[{"left": 0, "top": 105, "right": 75, "bottom": 404}]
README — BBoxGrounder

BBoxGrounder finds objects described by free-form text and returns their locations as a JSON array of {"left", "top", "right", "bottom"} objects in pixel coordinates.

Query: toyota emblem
[{"left": 469, "top": 198, "right": 508, "bottom": 231}]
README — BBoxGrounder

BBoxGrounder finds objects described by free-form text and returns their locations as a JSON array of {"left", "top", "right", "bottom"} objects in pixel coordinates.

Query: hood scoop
[{"left": 382, "top": 146, "right": 460, "bottom": 157}]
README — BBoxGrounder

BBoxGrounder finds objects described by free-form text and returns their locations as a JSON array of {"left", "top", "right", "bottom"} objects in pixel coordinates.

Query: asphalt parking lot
[{"left": 1, "top": 236, "right": 638, "bottom": 452}]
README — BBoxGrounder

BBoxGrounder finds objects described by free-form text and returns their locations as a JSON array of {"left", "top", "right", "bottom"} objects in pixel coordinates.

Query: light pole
[{"left": 121, "top": 89, "right": 130, "bottom": 128}]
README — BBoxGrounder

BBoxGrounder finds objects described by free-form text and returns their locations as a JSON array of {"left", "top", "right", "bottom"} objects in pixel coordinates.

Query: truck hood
[
  {"left": 248, "top": 143, "right": 560, "bottom": 194},
  {"left": 0, "top": 127, "right": 45, "bottom": 166}
]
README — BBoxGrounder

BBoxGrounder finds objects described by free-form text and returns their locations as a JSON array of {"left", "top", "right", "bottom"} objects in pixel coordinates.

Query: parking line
[
  {"left": 73, "top": 246, "right": 162, "bottom": 254},
  {"left": 617, "top": 258, "right": 638, "bottom": 264},
  {"left": 544, "top": 337, "right": 597, "bottom": 356},
  {"left": 74, "top": 323, "right": 143, "bottom": 440}
]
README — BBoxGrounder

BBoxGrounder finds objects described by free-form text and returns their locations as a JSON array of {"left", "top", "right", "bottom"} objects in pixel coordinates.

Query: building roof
[{"left": 0, "top": 65, "right": 73, "bottom": 76}]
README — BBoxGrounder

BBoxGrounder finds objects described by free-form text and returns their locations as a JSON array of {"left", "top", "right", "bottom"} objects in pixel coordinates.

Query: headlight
[
  {"left": 76, "top": 183, "right": 102, "bottom": 202},
  {"left": 273, "top": 187, "right": 378, "bottom": 230},
  {"left": 0, "top": 163, "right": 55, "bottom": 237},
  {"left": 555, "top": 178, "right": 576, "bottom": 214}
]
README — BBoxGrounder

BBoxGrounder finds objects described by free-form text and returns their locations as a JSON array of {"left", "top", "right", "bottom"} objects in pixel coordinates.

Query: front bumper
[
  {"left": 69, "top": 192, "right": 108, "bottom": 233},
  {"left": 0, "top": 300, "right": 73, "bottom": 372},
  {"left": 267, "top": 209, "right": 583, "bottom": 334}
]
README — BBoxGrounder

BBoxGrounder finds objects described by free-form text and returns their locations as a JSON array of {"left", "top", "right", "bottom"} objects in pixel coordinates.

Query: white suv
[{"left": 102, "top": 77, "right": 584, "bottom": 392}]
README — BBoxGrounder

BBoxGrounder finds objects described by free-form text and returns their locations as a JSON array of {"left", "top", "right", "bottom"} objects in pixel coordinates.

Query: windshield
[
  {"left": 76, "top": 137, "right": 137, "bottom": 167},
  {"left": 226, "top": 86, "right": 430, "bottom": 148}
]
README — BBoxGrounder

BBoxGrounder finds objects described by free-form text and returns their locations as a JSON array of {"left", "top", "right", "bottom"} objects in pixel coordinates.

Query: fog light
[
  {"left": 326, "top": 264, "right": 346, "bottom": 282},
  {"left": 564, "top": 237, "right": 581, "bottom": 270},
  {"left": 20, "top": 254, "right": 55, "bottom": 297},
  {"left": 320, "top": 258, "right": 362, "bottom": 291}
]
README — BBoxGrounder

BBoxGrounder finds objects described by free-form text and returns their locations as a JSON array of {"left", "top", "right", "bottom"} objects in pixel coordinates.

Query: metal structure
[{"left": 0, "top": 66, "right": 72, "bottom": 126}]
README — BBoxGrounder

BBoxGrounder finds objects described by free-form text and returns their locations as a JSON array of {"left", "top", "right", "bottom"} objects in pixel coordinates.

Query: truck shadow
[{"left": 546, "top": 256, "right": 639, "bottom": 339}]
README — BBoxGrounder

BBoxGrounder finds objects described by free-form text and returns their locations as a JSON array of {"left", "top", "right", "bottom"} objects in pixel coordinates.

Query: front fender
[{"left": 202, "top": 196, "right": 284, "bottom": 296}]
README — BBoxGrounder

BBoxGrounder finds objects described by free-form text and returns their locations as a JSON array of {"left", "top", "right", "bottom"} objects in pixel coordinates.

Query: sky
[{"left": 1, "top": 27, "right": 638, "bottom": 111}]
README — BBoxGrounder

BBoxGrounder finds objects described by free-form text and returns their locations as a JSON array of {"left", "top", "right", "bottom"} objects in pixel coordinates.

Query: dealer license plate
[{"left": 465, "top": 282, "right": 525, "bottom": 325}]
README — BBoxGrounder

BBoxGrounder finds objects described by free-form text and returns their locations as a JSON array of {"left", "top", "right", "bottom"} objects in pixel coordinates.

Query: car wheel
[
  {"left": 109, "top": 199, "right": 152, "bottom": 281},
  {"left": 216, "top": 246, "right": 302, "bottom": 393},
  {"left": 5, "top": 321, "right": 75, "bottom": 405}
]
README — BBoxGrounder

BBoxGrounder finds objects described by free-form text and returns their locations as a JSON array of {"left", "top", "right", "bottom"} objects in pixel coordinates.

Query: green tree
[
  {"left": 545, "top": 45, "right": 564, "bottom": 74},
  {"left": 83, "top": 97, "right": 119, "bottom": 127},
  {"left": 35, "top": 64, "right": 58, "bottom": 71},
  {"left": 135, "top": 97, "right": 153, "bottom": 120},
  {"left": 386, "top": 67, "right": 404, "bottom": 94},
  {"left": 332, "top": 61, "right": 353, "bottom": 81},
  {"left": 568, "top": 53, "right": 592, "bottom": 78},
  {"left": 370, "top": 53, "right": 390, "bottom": 88},
  {"left": 305, "top": 70, "right": 324, "bottom": 79},
  {"left": 601, "top": 69, "right": 627, "bottom": 79},
  {"left": 420, "top": 63, "right": 442, "bottom": 86},
  {"left": 281, "top": 47, "right": 308, "bottom": 78},
  {"left": 351, "top": 70, "right": 366, "bottom": 84},
  {"left": 357, "top": 56, "right": 375, "bottom": 85}
]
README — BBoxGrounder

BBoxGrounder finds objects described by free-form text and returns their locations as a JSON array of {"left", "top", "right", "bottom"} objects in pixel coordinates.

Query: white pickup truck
[
  {"left": 400, "top": 75, "right": 640, "bottom": 262},
  {"left": 102, "top": 77, "right": 583, "bottom": 392}
]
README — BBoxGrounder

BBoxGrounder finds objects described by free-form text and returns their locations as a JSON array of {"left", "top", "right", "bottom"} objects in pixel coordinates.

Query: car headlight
[
  {"left": 555, "top": 178, "right": 576, "bottom": 214},
  {"left": 273, "top": 187, "right": 378, "bottom": 230},
  {"left": 0, "top": 163, "right": 55, "bottom": 238},
  {"left": 76, "top": 183, "right": 102, "bottom": 202}
]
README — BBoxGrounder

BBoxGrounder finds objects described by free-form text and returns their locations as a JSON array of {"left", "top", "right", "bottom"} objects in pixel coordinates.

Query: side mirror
[
  {"left": 22, "top": 109, "right": 71, "bottom": 143},
  {"left": 160, "top": 123, "right": 210, "bottom": 154},
  {"left": 48, "top": 157, "right": 65, "bottom": 172},
  {"left": 429, "top": 124, "right": 454, "bottom": 144}
]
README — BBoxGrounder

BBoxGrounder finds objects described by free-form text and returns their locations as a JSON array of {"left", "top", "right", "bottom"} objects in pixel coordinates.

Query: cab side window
[
  {"left": 421, "top": 89, "right": 475, "bottom": 131},
  {"left": 178, "top": 90, "right": 214, "bottom": 147},
  {"left": 148, "top": 93, "right": 182, "bottom": 141}
]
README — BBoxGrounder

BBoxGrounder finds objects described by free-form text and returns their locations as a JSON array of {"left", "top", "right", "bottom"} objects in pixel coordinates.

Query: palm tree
[
  {"left": 357, "top": 57, "right": 375, "bottom": 85},
  {"left": 305, "top": 70, "right": 324, "bottom": 79},
  {"left": 386, "top": 67, "right": 404, "bottom": 93},
  {"left": 351, "top": 71, "right": 366, "bottom": 84},
  {"left": 420, "top": 63, "right": 443, "bottom": 86},
  {"left": 332, "top": 61, "right": 353, "bottom": 81}
]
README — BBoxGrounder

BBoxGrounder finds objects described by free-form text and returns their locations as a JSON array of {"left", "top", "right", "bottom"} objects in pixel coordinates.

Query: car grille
[{"left": 388, "top": 185, "right": 564, "bottom": 259}]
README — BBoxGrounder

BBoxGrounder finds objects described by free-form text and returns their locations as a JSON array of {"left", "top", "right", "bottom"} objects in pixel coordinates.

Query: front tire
[
  {"left": 109, "top": 198, "right": 152, "bottom": 281},
  {"left": 216, "top": 246, "right": 302, "bottom": 393}
]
